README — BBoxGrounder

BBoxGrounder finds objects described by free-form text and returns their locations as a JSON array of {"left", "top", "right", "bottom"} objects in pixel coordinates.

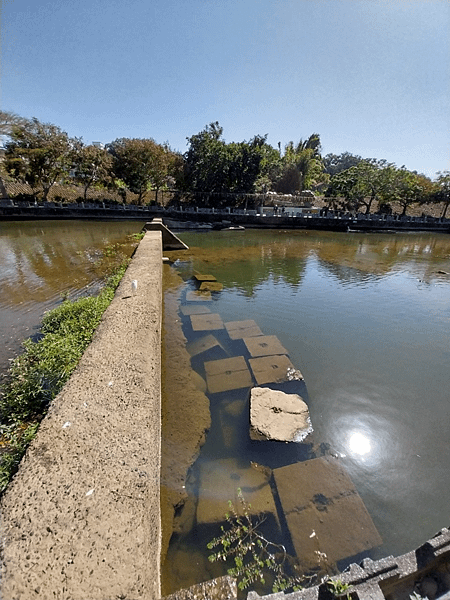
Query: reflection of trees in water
[
  {"left": 187, "top": 232, "right": 450, "bottom": 294},
  {"left": 0, "top": 222, "right": 141, "bottom": 307}
]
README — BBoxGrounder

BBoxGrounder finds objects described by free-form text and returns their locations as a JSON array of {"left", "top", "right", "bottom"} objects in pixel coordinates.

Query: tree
[
  {"left": 323, "top": 152, "right": 364, "bottom": 177},
  {"left": 107, "top": 137, "right": 171, "bottom": 204},
  {"left": 71, "top": 142, "right": 113, "bottom": 200},
  {"left": 4, "top": 117, "right": 72, "bottom": 201},
  {"left": 433, "top": 171, "right": 450, "bottom": 218},
  {"left": 390, "top": 168, "right": 429, "bottom": 216},
  {"left": 326, "top": 160, "right": 395, "bottom": 214},
  {"left": 277, "top": 134, "right": 325, "bottom": 194},
  {"left": 183, "top": 122, "right": 229, "bottom": 198}
]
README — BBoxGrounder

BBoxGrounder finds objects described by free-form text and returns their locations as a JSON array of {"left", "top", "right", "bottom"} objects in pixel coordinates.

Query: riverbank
[
  {"left": 0, "top": 202, "right": 449, "bottom": 233},
  {"left": 0, "top": 231, "right": 163, "bottom": 600}
]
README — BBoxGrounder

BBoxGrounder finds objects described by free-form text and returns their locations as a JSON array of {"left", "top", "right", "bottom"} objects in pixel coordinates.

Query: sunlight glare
[{"left": 349, "top": 432, "right": 371, "bottom": 456}]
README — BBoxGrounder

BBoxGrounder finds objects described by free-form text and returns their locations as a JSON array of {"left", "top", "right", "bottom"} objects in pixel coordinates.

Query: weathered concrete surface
[
  {"left": 204, "top": 356, "right": 253, "bottom": 394},
  {"left": 196, "top": 459, "right": 278, "bottom": 528},
  {"left": 0, "top": 231, "right": 163, "bottom": 600},
  {"left": 273, "top": 456, "right": 382, "bottom": 568},
  {"left": 144, "top": 218, "right": 189, "bottom": 250},
  {"left": 248, "top": 527, "right": 450, "bottom": 600},
  {"left": 163, "top": 575, "right": 237, "bottom": 600},
  {"left": 249, "top": 387, "right": 312, "bottom": 442}
]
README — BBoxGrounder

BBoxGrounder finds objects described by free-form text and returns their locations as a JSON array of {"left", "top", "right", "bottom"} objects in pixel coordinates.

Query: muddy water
[
  {"left": 0, "top": 220, "right": 145, "bottom": 378},
  {"left": 162, "top": 229, "right": 450, "bottom": 595}
]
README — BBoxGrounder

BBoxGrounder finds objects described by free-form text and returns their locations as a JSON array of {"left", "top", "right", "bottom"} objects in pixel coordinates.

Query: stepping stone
[
  {"left": 186, "top": 290, "right": 212, "bottom": 302},
  {"left": 243, "top": 335, "right": 288, "bottom": 358},
  {"left": 180, "top": 305, "right": 211, "bottom": 316},
  {"left": 225, "top": 320, "right": 263, "bottom": 340},
  {"left": 249, "top": 355, "right": 301, "bottom": 385},
  {"left": 196, "top": 458, "right": 278, "bottom": 528},
  {"left": 273, "top": 457, "right": 382, "bottom": 566},
  {"left": 193, "top": 273, "right": 217, "bottom": 282},
  {"left": 186, "top": 334, "right": 227, "bottom": 359},
  {"left": 190, "top": 313, "right": 224, "bottom": 332},
  {"left": 204, "top": 356, "right": 252, "bottom": 394},
  {"left": 249, "top": 386, "right": 312, "bottom": 442},
  {"left": 199, "top": 281, "right": 224, "bottom": 292}
]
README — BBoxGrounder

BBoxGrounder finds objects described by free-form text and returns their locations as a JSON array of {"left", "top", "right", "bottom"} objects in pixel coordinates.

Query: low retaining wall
[{"left": 0, "top": 231, "right": 163, "bottom": 599}]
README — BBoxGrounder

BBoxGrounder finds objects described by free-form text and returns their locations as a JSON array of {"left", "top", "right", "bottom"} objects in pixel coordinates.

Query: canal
[{"left": 1, "top": 222, "right": 449, "bottom": 594}]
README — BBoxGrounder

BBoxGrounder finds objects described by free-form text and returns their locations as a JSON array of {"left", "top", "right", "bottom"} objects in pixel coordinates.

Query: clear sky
[{"left": 1, "top": 0, "right": 449, "bottom": 178}]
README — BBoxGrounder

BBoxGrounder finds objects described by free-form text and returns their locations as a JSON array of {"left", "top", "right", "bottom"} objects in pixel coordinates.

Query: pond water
[
  {"left": 1, "top": 222, "right": 449, "bottom": 595},
  {"left": 0, "top": 220, "right": 145, "bottom": 377},
  {"left": 162, "top": 229, "right": 450, "bottom": 594}
]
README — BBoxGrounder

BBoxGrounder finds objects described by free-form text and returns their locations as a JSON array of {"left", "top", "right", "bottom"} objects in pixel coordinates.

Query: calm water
[
  {"left": 163, "top": 229, "right": 450, "bottom": 593},
  {"left": 1, "top": 223, "right": 449, "bottom": 592},
  {"left": 0, "top": 220, "right": 145, "bottom": 377}
]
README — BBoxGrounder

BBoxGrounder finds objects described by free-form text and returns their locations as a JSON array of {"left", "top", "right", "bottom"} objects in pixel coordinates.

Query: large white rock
[{"left": 249, "top": 386, "right": 312, "bottom": 442}]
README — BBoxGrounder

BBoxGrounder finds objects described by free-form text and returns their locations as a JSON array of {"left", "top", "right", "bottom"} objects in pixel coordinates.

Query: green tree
[
  {"left": 433, "top": 171, "right": 450, "bottom": 218},
  {"left": 107, "top": 137, "right": 171, "bottom": 204},
  {"left": 391, "top": 169, "right": 433, "bottom": 216},
  {"left": 183, "top": 122, "right": 229, "bottom": 198},
  {"left": 323, "top": 152, "right": 364, "bottom": 177},
  {"left": 71, "top": 142, "right": 113, "bottom": 200},
  {"left": 277, "top": 134, "right": 325, "bottom": 194},
  {"left": 4, "top": 117, "right": 72, "bottom": 201},
  {"left": 326, "top": 160, "right": 395, "bottom": 214}
]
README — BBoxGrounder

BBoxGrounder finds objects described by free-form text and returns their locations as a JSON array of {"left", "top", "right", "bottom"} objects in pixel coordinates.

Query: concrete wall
[{"left": 0, "top": 231, "right": 163, "bottom": 600}]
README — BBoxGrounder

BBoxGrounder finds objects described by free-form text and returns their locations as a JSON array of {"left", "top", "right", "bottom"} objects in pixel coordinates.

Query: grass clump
[{"left": 0, "top": 262, "right": 128, "bottom": 494}]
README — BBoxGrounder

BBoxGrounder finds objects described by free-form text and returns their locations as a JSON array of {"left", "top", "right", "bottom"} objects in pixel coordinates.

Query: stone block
[
  {"left": 180, "top": 305, "right": 211, "bottom": 316},
  {"left": 190, "top": 313, "right": 225, "bottom": 332},
  {"left": 225, "top": 320, "right": 263, "bottom": 340},
  {"left": 186, "top": 290, "right": 212, "bottom": 302},
  {"left": 243, "top": 335, "right": 288, "bottom": 358},
  {"left": 273, "top": 457, "right": 382, "bottom": 566},
  {"left": 193, "top": 273, "right": 217, "bottom": 282},
  {"left": 249, "top": 355, "right": 300, "bottom": 385},
  {"left": 196, "top": 458, "right": 277, "bottom": 527},
  {"left": 186, "top": 334, "right": 227, "bottom": 360},
  {"left": 249, "top": 387, "right": 312, "bottom": 442},
  {"left": 199, "top": 281, "right": 224, "bottom": 292},
  {"left": 204, "top": 356, "right": 253, "bottom": 394}
]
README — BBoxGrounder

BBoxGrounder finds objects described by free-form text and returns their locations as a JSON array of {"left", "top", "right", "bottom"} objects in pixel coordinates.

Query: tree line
[{"left": 1, "top": 111, "right": 449, "bottom": 217}]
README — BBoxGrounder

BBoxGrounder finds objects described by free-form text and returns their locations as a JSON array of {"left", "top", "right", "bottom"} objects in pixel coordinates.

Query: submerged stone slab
[
  {"left": 249, "top": 355, "right": 301, "bottom": 385},
  {"left": 190, "top": 313, "right": 224, "bottom": 332},
  {"left": 186, "top": 290, "right": 212, "bottom": 302},
  {"left": 180, "top": 305, "right": 211, "bottom": 316},
  {"left": 199, "top": 281, "right": 224, "bottom": 292},
  {"left": 193, "top": 273, "right": 217, "bottom": 282},
  {"left": 249, "top": 387, "right": 312, "bottom": 442},
  {"left": 273, "top": 457, "right": 382, "bottom": 566},
  {"left": 204, "top": 356, "right": 253, "bottom": 394},
  {"left": 243, "top": 335, "right": 288, "bottom": 358},
  {"left": 186, "top": 334, "right": 227, "bottom": 359},
  {"left": 225, "top": 320, "right": 263, "bottom": 340},
  {"left": 196, "top": 458, "right": 277, "bottom": 527}
]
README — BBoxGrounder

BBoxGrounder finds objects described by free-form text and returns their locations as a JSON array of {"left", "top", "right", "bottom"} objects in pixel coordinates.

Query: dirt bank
[{"left": 1, "top": 231, "right": 163, "bottom": 600}]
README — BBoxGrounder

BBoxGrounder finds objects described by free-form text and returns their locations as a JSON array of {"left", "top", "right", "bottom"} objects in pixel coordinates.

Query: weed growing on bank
[{"left": 0, "top": 262, "right": 128, "bottom": 494}]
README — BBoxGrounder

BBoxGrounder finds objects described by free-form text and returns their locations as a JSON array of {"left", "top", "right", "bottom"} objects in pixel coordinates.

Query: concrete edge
[{"left": 1, "top": 230, "right": 163, "bottom": 600}]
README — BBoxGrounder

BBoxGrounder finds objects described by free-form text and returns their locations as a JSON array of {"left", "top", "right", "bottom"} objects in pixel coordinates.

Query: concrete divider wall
[{"left": 1, "top": 231, "right": 163, "bottom": 600}]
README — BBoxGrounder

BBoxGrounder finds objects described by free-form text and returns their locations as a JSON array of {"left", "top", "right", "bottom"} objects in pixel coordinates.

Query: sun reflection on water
[{"left": 348, "top": 431, "right": 372, "bottom": 456}]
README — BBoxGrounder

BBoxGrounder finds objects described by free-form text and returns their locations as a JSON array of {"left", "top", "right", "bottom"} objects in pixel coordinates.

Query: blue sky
[{"left": 1, "top": 0, "right": 449, "bottom": 178}]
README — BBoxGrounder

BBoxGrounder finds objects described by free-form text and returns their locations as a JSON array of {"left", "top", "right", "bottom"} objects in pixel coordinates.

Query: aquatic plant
[{"left": 207, "top": 488, "right": 313, "bottom": 593}]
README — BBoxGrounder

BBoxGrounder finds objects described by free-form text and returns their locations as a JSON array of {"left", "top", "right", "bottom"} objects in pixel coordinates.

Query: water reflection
[
  {"left": 165, "top": 229, "right": 450, "bottom": 580},
  {"left": 348, "top": 431, "right": 371, "bottom": 456},
  {"left": 0, "top": 220, "right": 144, "bottom": 376}
]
